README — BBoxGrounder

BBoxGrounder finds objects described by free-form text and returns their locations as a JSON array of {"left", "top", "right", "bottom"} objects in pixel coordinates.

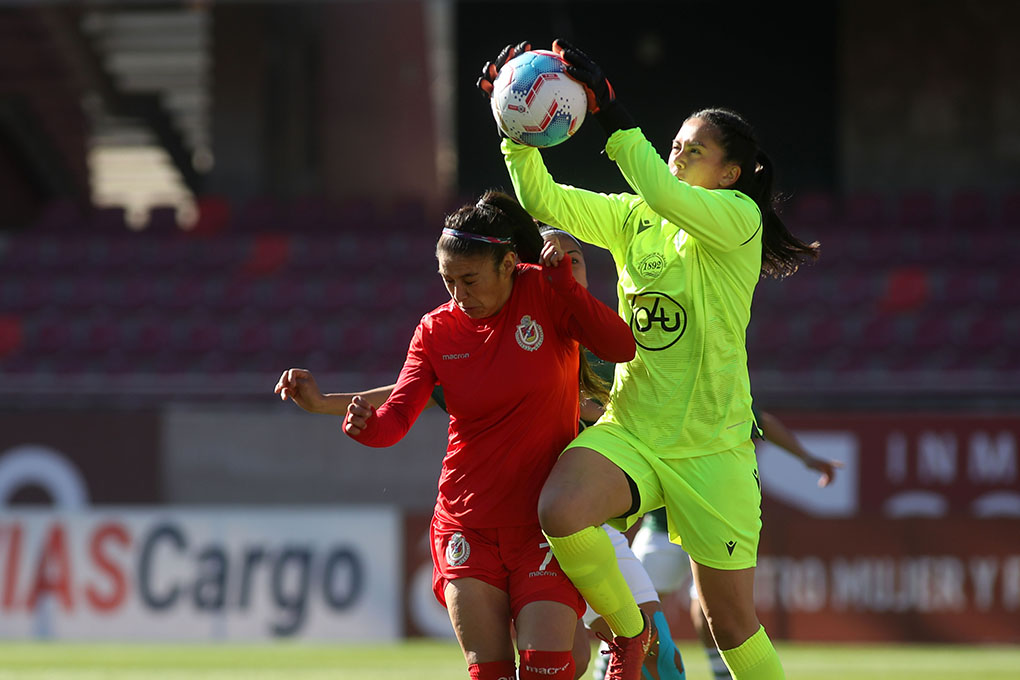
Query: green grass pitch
[{"left": 0, "top": 640, "right": 1018, "bottom": 679}]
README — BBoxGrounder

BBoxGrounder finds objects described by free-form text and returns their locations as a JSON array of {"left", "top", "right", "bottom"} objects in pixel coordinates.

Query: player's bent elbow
[
  {"left": 608, "top": 349, "right": 635, "bottom": 363},
  {"left": 606, "top": 335, "right": 636, "bottom": 363},
  {"left": 620, "top": 343, "right": 636, "bottom": 362}
]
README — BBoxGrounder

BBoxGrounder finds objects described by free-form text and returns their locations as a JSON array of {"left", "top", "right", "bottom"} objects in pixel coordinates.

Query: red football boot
[{"left": 599, "top": 612, "right": 656, "bottom": 680}]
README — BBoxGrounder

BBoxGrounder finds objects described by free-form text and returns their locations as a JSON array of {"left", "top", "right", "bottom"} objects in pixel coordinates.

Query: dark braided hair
[
  {"left": 437, "top": 190, "right": 544, "bottom": 266},
  {"left": 689, "top": 107, "right": 820, "bottom": 279}
]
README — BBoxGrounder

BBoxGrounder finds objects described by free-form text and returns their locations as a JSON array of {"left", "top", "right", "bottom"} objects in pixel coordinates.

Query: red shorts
[{"left": 430, "top": 516, "right": 586, "bottom": 621}]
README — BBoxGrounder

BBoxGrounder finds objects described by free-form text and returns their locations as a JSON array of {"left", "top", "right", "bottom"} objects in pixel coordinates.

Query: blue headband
[{"left": 442, "top": 227, "right": 512, "bottom": 245}]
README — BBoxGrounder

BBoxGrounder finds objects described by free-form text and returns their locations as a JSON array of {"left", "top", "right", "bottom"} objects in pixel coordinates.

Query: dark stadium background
[{"left": 0, "top": 0, "right": 1017, "bottom": 646}]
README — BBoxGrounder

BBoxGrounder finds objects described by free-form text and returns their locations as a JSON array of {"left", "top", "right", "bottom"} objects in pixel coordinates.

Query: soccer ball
[{"left": 490, "top": 50, "right": 587, "bottom": 148}]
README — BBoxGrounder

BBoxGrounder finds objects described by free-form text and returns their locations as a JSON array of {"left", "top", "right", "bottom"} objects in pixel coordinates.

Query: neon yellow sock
[
  {"left": 544, "top": 526, "right": 643, "bottom": 637},
  {"left": 719, "top": 625, "right": 784, "bottom": 680}
]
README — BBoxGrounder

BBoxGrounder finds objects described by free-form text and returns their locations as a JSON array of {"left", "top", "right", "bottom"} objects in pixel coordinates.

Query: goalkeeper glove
[
  {"left": 552, "top": 38, "right": 635, "bottom": 136},
  {"left": 476, "top": 40, "right": 532, "bottom": 98}
]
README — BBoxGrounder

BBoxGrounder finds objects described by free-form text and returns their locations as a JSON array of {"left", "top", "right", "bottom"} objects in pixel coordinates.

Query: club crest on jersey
[
  {"left": 515, "top": 315, "right": 544, "bottom": 352},
  {"left": 637, "top": 253, "right": 666, "bottom": 279},
  {"left": 446, "top": 532, "right": 470, "bottom": 567}
]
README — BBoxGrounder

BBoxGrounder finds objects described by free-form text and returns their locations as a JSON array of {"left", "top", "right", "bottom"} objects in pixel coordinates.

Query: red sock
[
  {"left": 519, "top": 649, "right": 574, "bottom": 679},
  {"left": 467, "top": 660, "right": 516, "bottom": 680}
]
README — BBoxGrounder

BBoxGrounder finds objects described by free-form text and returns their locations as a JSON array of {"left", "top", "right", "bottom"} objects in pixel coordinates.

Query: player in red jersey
[
  {"left": 280, "top": 227, "right": 685, "bottom": 680},
  {"left": 276, "top": 191, "right": 635, "bottom": 680}
]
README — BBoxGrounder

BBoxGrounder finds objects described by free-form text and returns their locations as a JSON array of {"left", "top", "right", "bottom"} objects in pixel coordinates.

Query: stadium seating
[{"left": 0, "top": 189, "right": 1016, "bottom": 397}]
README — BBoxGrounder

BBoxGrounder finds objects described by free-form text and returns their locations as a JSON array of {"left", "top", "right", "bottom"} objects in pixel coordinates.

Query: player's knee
[
  {"left": 703, "top": 608, "right": 760, "bottom": 650},
  {"left": 537, "top": 498, "right": 567, "bottom": 536},
  {"left": 537, "top": 486, "right": 579, "bottom": 536}
]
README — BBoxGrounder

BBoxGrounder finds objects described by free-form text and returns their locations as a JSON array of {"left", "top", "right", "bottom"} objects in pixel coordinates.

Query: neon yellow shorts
[{"left": 564, "top": 421, "right": 762, "bottom": 570}]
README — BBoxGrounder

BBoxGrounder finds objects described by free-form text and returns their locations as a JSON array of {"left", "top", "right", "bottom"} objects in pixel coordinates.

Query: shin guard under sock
[{"left": 545, "top": 526, "right": 643, "bottom": 636}]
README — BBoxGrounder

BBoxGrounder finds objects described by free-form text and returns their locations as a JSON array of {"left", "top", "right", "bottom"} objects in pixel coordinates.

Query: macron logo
[
  {"left": 524, "top": 663, "right": 571, "bottom": 675},
  {"left": 442, "top": 353, "right": 470, "bottom": 360}
]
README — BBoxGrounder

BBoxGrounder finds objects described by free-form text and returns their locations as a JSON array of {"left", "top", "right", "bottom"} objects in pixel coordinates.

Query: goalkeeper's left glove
[{"left": 552, "top": 38, "right": 635, "bottom": 136}]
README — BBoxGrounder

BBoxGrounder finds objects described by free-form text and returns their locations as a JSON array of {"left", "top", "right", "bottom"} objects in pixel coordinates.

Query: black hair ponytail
[
  {"left": 752, "top": 150, "right": 820, "bottom": 278},
  {"left": 437, "top": 190, "right": 544, "bottom": 266},
  {"left": 483, "top": 191, "right": 545, "bottom": 264}
]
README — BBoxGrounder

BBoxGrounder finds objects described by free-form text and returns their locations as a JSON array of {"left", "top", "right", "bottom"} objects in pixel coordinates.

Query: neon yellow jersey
[{"left": 502, "top": 128, "right": 762, "bottom": 458}]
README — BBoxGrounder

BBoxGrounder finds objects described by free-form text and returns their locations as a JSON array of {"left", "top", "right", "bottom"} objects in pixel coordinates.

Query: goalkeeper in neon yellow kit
[{"left": 478, "top": 40, "right": 819, "bottom": 680}]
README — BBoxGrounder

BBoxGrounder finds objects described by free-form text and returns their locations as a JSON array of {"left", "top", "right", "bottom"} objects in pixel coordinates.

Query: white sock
[{"left": 706, "top": 646, "right": 732, "bottom": 680}]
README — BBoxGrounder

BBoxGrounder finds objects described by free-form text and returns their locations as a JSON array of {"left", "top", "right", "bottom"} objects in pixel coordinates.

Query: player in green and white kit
[{"left": 478, "top": 40, "right": 818, "bottom": 680}]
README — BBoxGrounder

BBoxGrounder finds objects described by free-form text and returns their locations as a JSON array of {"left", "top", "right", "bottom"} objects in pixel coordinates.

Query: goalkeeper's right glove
[{"left": 476, "top": 40, "right": 531, "bottom": 98}]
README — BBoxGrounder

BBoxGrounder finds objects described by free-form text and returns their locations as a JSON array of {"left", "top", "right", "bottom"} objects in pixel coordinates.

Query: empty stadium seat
[
  {"left": 232, "top": 196, "right": 284, "bottom": 232},
  {"left": 840, "top": 192, "right": 888, "bottom": 227},
  {"left": 895, "top": 191, "right": 939, "bottom": 228},
  {"left": 33, "top": 199, "right": 85, "bottom": 233},
  {"left": 946, "top": 189, "right": 991, "bottom": 229},
  {"left": 785, "top": 191, "right": 836, "bottom": 227},
  {"left": 145, "top": 205, "right": 181, "bottom": 234},
  {"left": 964, "top": 313, "right": 1006, "bottom": 353},
  {"left": 934, "top": 268, "right": 998, "bottom": 309},
  {"left": 284, "top": 319, "right": 326, "bottom": 355},
  {"left": 854, "top": 313, "right": 901, "bottom": 352},
  {"left": 879, "top": 267, "right": 930, "bottom": 313},
  {"left": 829, "top": 271, "right": 878, "bottom": 308},
  {"left": 0, "top": 315, "right": 22, "bottom": 358},
  {"left": 999, "top": 190, "right": 1020, "bottom": 226},
  {"left": 89, "top": 206, "right": 129, "bottom": 232}
]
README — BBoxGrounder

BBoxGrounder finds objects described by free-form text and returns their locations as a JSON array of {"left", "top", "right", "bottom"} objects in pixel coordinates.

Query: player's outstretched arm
[
  {"left": 327, "top": 384, "right": 395, "bottom": 410},
  {"left": 275, "top": 368, "right": 339, "bottom": 415},
  {"left": 350, "top": 384, "right": 438, "bottom": 411},
  {"left": 758, "top": 409, "right": 843, "bottom": 487},
  {"left": 275, "top": 376, "right": 437, "bottom": 415}
]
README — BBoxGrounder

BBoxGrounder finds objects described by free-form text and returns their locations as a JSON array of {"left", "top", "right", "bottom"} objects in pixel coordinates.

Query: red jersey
[{"left": 349, "top": 260, "right": 634, "bottom": 528}]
